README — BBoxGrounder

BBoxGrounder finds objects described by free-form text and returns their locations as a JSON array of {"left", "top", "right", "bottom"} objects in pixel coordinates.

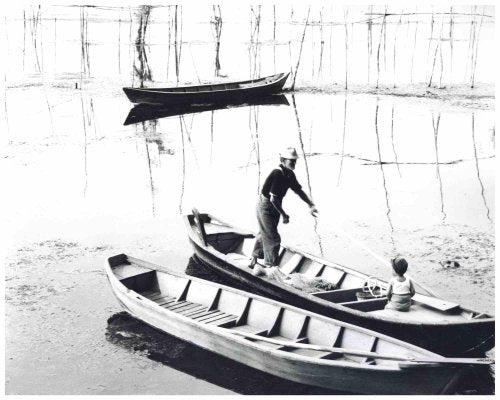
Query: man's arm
[
  {"left": 270, "top": 194, "right": 289, "bottom": 223},
  {"left": 295, "top": 188, "right": 319, "bottom": 217}
]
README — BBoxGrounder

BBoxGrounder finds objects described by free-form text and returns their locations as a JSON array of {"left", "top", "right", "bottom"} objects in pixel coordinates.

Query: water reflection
[
  {"left": 471, "top": 113, "right": 492, "bottom": 223},
  {"left": 79, "top": 93, "right": 98, "bottom": 196},
  {"left": 432, "top": 112, "right": 447, "bottom": 223},
  {"left": 248, "top": 102, "right": 262, "bottom": 192},
  {"left": 179, "top": 116, "right": 186, "bottom": 213},
  {"left": 390, "top": 105, "right": 402, "bottom": 177},
  {"left": 123, "top": 91, "right": 495, "bottom": 231},
  {"left": 374, "top": 100, "right": 394, "bottom": 235},
  {"left": 336, "top": 94, "right": 348, "bottom": 185},
  {"left": 291, "top": 94, "right": 324, "bottom": 255},
  {"left": 123, "top": 95, "right": 290, "bottom": 125}
]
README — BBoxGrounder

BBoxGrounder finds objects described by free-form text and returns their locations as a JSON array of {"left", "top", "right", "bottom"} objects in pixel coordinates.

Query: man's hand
[
  {"left": 282, "top": 214, "right": 290, "bottom": 224},
  {"left": 310, "top": 205, "right": 319, "bottom": 218}
]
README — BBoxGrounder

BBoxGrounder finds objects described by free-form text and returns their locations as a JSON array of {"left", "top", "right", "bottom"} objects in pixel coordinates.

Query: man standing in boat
[{"left": 249, "top": 147, "right": 318, "bottom": 274}]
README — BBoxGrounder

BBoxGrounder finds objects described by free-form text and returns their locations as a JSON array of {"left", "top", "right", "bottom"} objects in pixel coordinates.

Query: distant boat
[
  {"left": 123, "top": 72, "right": 290, "bottom": 105},
  {"left": 183, "top": 210, "right": 495, "bottom": 357},
  {"left": 106, "top": 253, "right": 480, "bottom": 395},
  {"left": 123, "top": 94, "right": 290, "bottom": 125}
]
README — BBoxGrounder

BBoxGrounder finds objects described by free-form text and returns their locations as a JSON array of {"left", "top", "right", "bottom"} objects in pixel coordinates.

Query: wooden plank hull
[
  {"left": 184, "top": 214, "right": 494, "bottom": 357},
  {"left": 106, "top": 254, "right": 463, "bottom": 395},
  {"left": 123, "top": 73, "right": 289, "bottom": 105}
]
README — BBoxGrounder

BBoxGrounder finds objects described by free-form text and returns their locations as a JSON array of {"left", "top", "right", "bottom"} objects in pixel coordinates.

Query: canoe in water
[
  {"left": 106, "top": 253, "right": 474, "bottom": 395},
  {"left": 183, "top": 210, "right": 494, "bottom": 357},
  {"left": 123, "top": 72, "right": 289, "bottom": 105}
]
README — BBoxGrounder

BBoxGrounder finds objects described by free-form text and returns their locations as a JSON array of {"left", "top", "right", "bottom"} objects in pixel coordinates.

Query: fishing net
[{"left": 263, "top": 267, "right": 337, "bottom": 293}]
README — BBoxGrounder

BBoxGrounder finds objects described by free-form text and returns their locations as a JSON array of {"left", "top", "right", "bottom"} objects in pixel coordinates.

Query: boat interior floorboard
[
  {"left": 164, "top": 301, "right": 190, "bottom": 310},
  {"left": 158, "top": 298, "right": 177, "bottom": 307},
  {"left": 182, "top": 307, "right": 210, "bottom": 317},
  {"left": 141, "top": 290, "right": 160, "bottom": 298},
  {"left": 206, "top": 314, "right": 238, "bottom": 326},
  {"left": 177, "top": 305, "right": 207, "bottom": 316},
  {"left": 151, "top": 294, "right": 172, "bottom": 302},
  {"left": 138, "top": 289, "right": 241, "bottom": 326}
]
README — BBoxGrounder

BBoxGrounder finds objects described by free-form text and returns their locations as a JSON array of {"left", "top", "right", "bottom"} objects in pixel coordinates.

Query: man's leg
[
  {"left": 260, "top": 211, "right": 281, "bottom": 267},
  {"left": 251, "top": 234, "right": 264, "bottom": 259}
]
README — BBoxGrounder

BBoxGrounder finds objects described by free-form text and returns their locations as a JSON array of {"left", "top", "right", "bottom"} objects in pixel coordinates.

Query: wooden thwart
[{"left": 412, "top": 294, "right": 460, "bottom": 312}]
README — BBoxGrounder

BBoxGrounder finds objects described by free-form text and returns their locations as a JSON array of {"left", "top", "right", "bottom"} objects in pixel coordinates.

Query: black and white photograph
[{"left": 2, "top": 2, "right": 495, "bottom": 396}]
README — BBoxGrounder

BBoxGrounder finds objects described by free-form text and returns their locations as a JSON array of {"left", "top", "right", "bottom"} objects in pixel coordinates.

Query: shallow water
[{"left": 3, "top": 5, "right": 495, "bottom": 395}]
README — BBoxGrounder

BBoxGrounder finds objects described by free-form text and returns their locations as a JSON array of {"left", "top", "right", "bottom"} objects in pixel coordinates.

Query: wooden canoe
[
  {"left": 123, "top": 72, "right": 290, "bottom": 105},
  {"left": 106, "top": 253, "right": 470, "bottom": 395},
  {"left": 183, "top": 211, "right": 495, "bottom": 357},
  {"left": 123, "top": 94, "right": 290, "bottom": 125}
]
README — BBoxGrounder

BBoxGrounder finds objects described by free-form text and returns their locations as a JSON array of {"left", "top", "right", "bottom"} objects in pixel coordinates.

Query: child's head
[{"left": 391, "top": 257, "right": 408, "bottom": 276}]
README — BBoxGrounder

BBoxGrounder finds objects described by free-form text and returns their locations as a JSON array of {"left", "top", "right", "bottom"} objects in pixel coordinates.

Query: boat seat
[
  {"left": 412, "top": 294, "right": 460, "bottom": 313},
  {"left": 368, "top": 304, "right": 467, "bottom": 322},
  {"left": 311, "top": 287, "right": 362, "bottom": 303},
  {"left": 339, "top": 298, "right": 387, "bottom": 312}
]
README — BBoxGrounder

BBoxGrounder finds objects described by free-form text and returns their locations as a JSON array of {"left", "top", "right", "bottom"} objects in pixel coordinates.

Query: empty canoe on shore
[
  {"left": 183, "top": 211, "right": 494, "bottom": 357},
  {"left": 123, "top": 94, "right": 290, "bottom": 125},
  {"left": 123, "top": 72, "right": 290, "bottom": 105},
  {"left": 105, "top": 253, "right": 477, "bottom": 395}
]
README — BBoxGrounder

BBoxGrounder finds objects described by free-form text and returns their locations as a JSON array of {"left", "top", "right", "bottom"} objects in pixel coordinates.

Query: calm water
[{"left": 3, "top": 5, "right": 495, "bottom": 395}]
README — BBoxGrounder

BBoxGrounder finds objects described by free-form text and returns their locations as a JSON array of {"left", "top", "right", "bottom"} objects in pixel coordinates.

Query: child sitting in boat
[{"left": 385, "top": 257, "right": 415, "bottom": 312}]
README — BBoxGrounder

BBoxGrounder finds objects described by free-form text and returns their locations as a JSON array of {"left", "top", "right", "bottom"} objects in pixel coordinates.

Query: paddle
[{"left": 222, "top": 329, "right": 494, "bottom": 366}]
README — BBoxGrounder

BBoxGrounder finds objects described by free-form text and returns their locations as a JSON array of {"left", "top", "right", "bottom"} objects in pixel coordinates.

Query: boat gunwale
[
  {"left": 183, "top": 214, "right": 494, "bottom": 327},
  {"left": 105, "top": 253, "right": 448, "bottom": 369}
]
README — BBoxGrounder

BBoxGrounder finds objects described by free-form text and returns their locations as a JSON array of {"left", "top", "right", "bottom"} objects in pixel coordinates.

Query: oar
[{"left": 222, "top": 329, "right": 493, "bottom": 366}]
